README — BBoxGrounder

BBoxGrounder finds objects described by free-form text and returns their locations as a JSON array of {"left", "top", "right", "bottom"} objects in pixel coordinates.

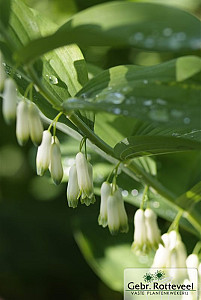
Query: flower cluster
[
  {"left": 98, "top": 182, "right": 129, "bottom": 235},
  {"left": 151, "top": 230, "right": 187, "bottom": 282},
  {"left": 1, "top": 66, "right": 63, "bottom": 186},
  {"left": 67, "top": 152, "right": 95, "bottom": 208},
  {"left": 131, "top": 208, "right": 161, "bottom": 255},
  {"left": 36, "top": 131, "right": 63, "bottom": 185}
]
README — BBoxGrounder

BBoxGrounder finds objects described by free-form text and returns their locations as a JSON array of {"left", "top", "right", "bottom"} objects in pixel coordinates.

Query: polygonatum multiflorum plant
[{"left": 0, "top": 0, "right": 201, "bottom": 294}]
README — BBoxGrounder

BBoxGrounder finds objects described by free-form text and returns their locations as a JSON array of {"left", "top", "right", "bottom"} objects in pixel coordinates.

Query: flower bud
[
  {"left": 36, "top": 130, "right": 52, "bottom": 176},
  {"left": 67, "top": 165, "right": 80, "bottom": 208},
  {"left": 50, "top": 139, "right": 63, "bottom": 185},
  {"left": 16, "top": 100, "right": 29, "bottom": 146},
  {"left": 76, "top": 152, "right": 94, "bottom": 199},
  {"left": 132, "top": 209, "right": 149, "bottom": 255},
  {"left": 98, "top": 182, "right": 111, "bottom": 227},
  {"left": 0, "top": 52, "right": 6, "bottom": 91},
  {"left": 28, "top": 102, "right": 43, "bottom": 146},
  {"left": 144, "top": 208, "right": 161, "bottom": 250},
  {"left": 2, "top": 78, "right": 17, "bottom": 124}
]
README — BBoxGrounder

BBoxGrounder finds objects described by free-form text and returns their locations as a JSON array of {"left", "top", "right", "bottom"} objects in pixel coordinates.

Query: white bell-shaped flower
[
  {"left": 169, "top": 240, "right": 187, "bottom": 282},
  {"left": 2, "top": 78, "right": 17, "bottom": 124},
  {"left": 16, "top": 100, "right": 29, "bottom": 146},
  {"left": 67, "top": 165, "right": 80, "bottom": 208},
  {"left": 107, "top": 190, "right": 121, "bottom": 235},
  {"left": 186, "top": 254, "right": 199, "bottom": 269},
  {"left": 151, "top": 230, "right": 187, "bottom": 282},
  {"left": 132, "top": 209, "right": 149, "bottom": 255},
  {"left": 186, "top": 253, "right": 199, "bottom": 284},
  {"left": 50, "top": 137, "right": 63, "bottom": 185},
  {"left": 151, "top": 243, "right": 171, "bottom": 268},
  {"left": 28, "top": 102, "right": 43, "bottom": 146},
  {"left": 76, "top": 152, "right": 94, "bottom": 200},
  {"left": 0, "top": 52, "right": 6, "bottom": 91},
  {"left": 36, "top": 130, "right": 52, "bottom": 176},
  {"left": 80, "top": 162, "right": 95, "bottom": 206},
  {"left": 98, "top": 182, "right": 111, "bottom": 227},
  {"left": 115, "top": 188, "right": 129, "bottom": 233},
  {"left": 144, "top": 208, "right": 161, "bottom": 250}
]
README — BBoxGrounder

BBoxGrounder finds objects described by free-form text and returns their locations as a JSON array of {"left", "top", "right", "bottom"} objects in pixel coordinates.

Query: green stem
[
  {"left": 193, "top": 241, "right": 201, "bottom": 255},
  {"left": 140, "top": 185, "right": 149, "bottom": 210},
  {"left": 168, "top": 210, "right": 183, "bottom": 232}
]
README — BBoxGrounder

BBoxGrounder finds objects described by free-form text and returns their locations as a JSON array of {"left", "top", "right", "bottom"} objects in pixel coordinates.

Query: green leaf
[
  {"left": 175, "top": 181, "right": 201, "bottom": 210},
  {"left": 1, "top": 0, "right": 94, "bottom": 129},
  {"left": 62, "top": 57, "right": 201, "bottom": 127},
  {"left": 176, "top": 56, "right": 201, "bottom": 82},
  {"left": 0, "top": 0, "right": 11, "bottom": 29},
  {"left": 73, "top": 213, "right": 154, "bottom": 292},
  {"left": 114, "top": 136, "right": 201, "bottom": 160},
  {"left": 15, "top": 2, "right": 201, "bottom": 63}
]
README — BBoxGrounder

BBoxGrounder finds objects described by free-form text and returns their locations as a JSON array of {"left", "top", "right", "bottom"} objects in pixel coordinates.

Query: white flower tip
[
  {"left": 68, "top": 199, "right": 78, "bottom": 209},
  {"left": 98, "top": 215, "right": 108, "bottom": 228}
]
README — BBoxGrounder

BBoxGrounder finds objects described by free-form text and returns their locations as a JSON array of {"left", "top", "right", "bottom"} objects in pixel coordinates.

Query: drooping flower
[
  {"left": 115, "top": 188, "right": 129, "bottom": 233},
  {"left": 144, "top": 208, "right": 161, "bottom": 250},
  {"left": 76, "top": 152, "right": 94, "bottom": 200},
  {"left": 16, "top": 100, "right": 29, "bottom": 146},
  {"left": 28, "top": 102, "right": 43, "bottom": 146},
  {"left": 2, "top": 78, "right": 17, "bottom": 124},
  {"left": 186, "top": 253, "right": 199, "bottom": 284},
  {"left": 0, "top": 51, "right": 6, "bottom": 91},
  {"left": 80, "top": 162, "right": 96, "bottom": 206},
  {"left": 132, "top": 209, "right": 149, "bottom": 255},
  {"left": 107, "top": 191, "right": 120, "bottom": 235},
  {"left": 151, "top": 230, "right": 187, "bottom": 282},
  {"left": 67, "top": 164, "right": 80, "bottom": 208},
  {"left": 98, "top": 181, "right": 112, "bottom": 228},
  {"left": 50, "top": 137, "right": 63, "bottom": 185},
  {"left": 36, "top": 130, "right": 52, "bottom": 176}
]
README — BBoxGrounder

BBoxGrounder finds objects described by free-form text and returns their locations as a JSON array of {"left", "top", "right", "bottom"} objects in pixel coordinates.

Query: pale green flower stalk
[
  {"left": 16, "top": 100, "right": 29, "bottom": 146},
  {"left": 98, "top": 181, "right": 112, "bottom": 227},
  {"left": 107, "top": 187, "right": 128, "bottom": 235},
  {"left": 0, "top": 51, "right": 6, "bottom": 91},
  {"left": 132, "top": 209, "right": 149, "bottom": 255},
  {"left": 144, "top": 208, "right": 161, "bottom": 250},
  {"left": 67, "top": 165, "right": 80, "bottom": 208},
  {"left": 28, "top": 102, "right": 43, "bottom": 146},
  {"left": 36, "top": 130, "right": 52, "bottom": 176},
  {"left": 50, "top": 137, "right": 63, "bottom": 185},
  {"left": 76, "top": 152, "right": 94, "bottom": 204},
  {"left": 2, "top": 78, "right": 17, "bottom": 124}
]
